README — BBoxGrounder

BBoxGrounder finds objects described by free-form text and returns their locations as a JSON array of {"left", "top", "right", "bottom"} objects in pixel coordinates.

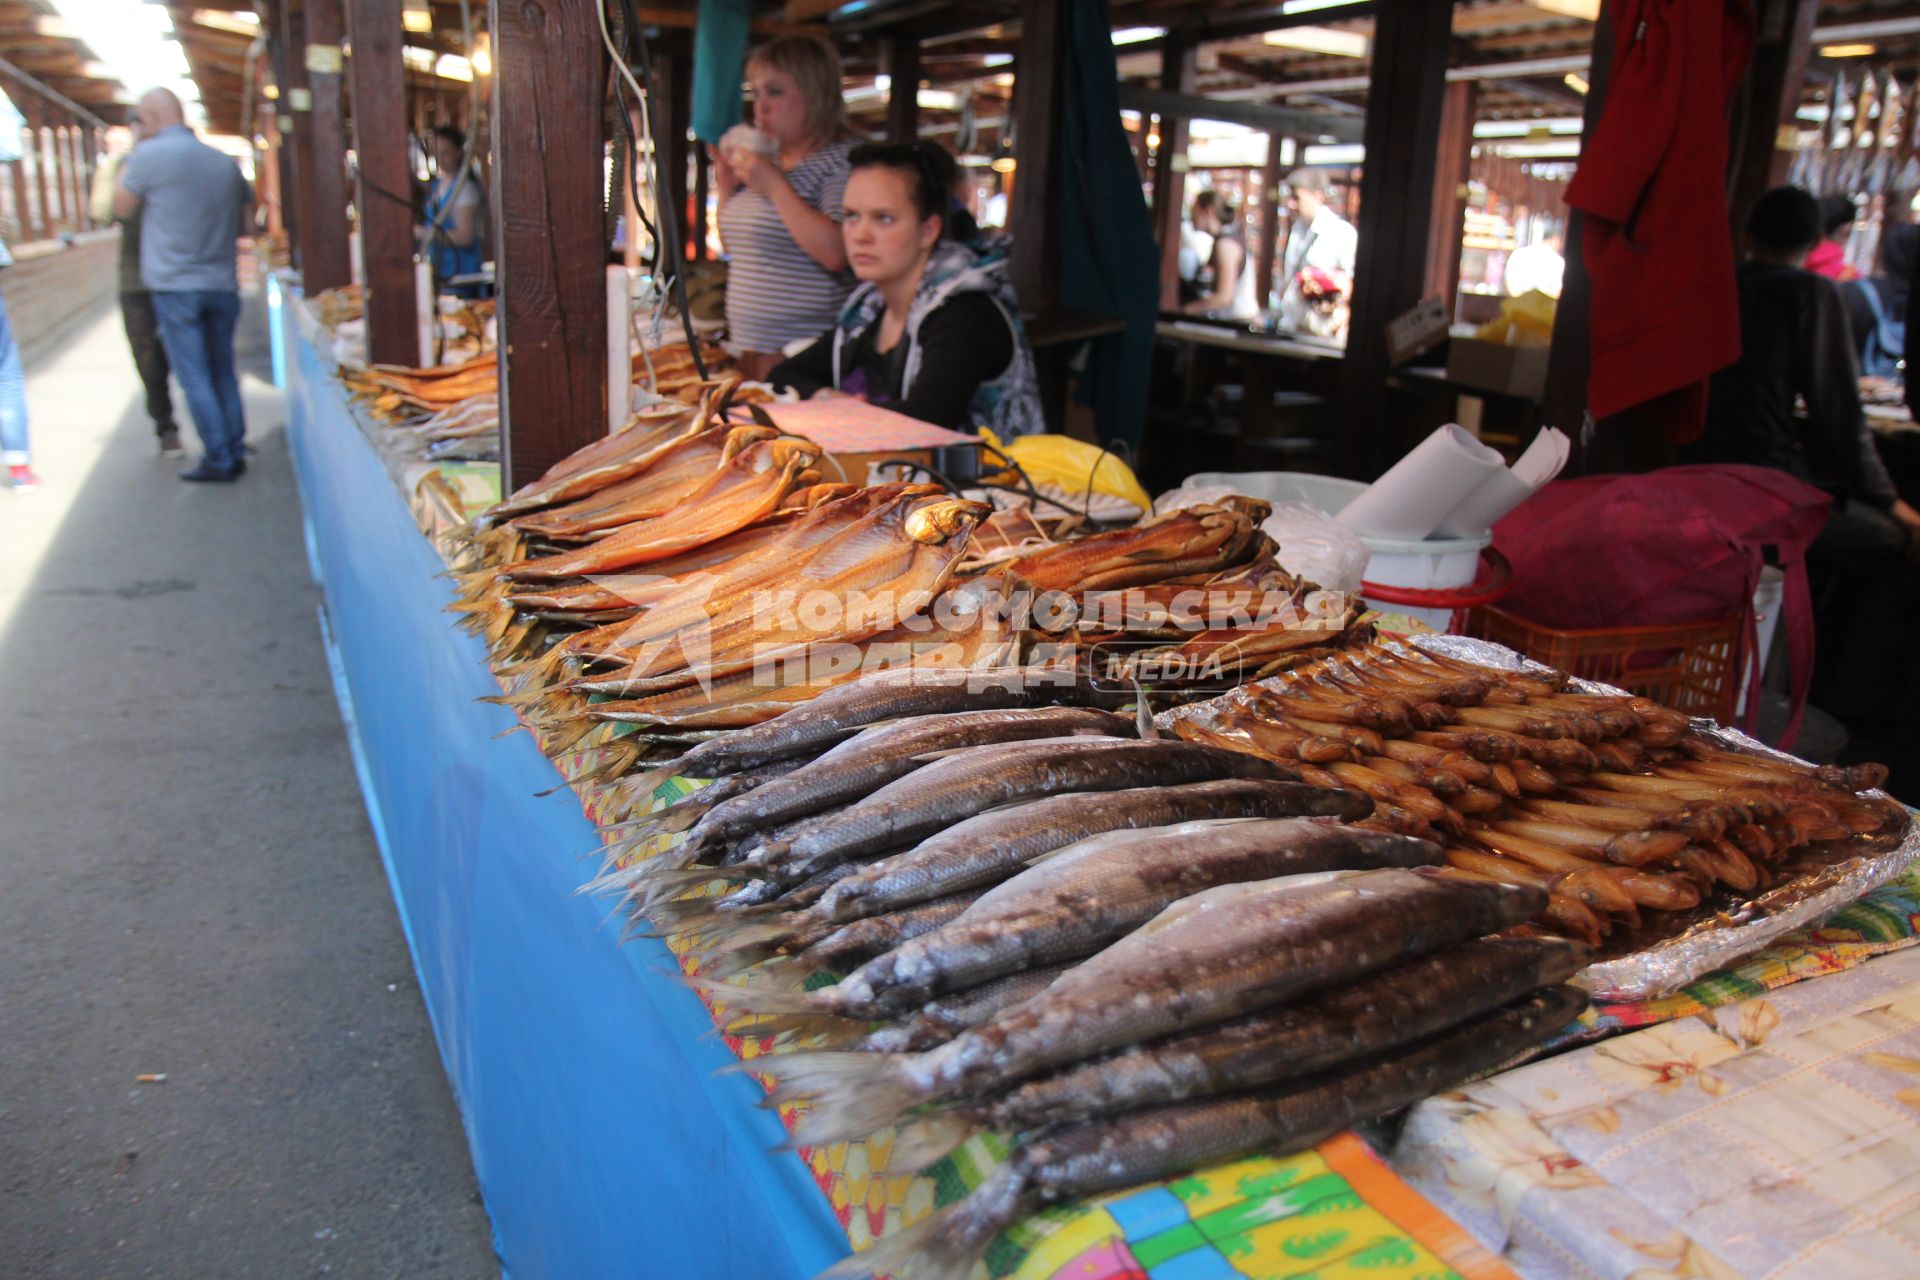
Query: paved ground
[{"left": 0, "top": 295, "right": 498, "bottom": 1278}]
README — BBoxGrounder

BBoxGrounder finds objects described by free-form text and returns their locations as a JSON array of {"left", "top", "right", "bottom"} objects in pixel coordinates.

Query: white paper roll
[
  {"left": 1336, "top": 424, "right": 1508, "bottom": 540},
  {"left": 1431, "top": 427, "right": 1570, "bottom": 537}
]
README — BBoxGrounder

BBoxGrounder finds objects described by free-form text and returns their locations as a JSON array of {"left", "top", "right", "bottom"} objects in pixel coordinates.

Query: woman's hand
[
  {"left": 734, "top": 149, "right": 788, "bottom": 199},
  {"left": 708, "top": 145, "right": 744, "bottom": 197}
]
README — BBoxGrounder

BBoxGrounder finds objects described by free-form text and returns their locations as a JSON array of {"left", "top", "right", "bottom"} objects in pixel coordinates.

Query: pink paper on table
[{"left": 725, "top": 399, "right": 978, "bottom": 453}]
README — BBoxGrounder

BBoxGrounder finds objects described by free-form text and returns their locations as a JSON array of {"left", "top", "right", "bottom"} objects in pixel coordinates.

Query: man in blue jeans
[{"left": 113, "top": 88, "right": 252, "bottom": 482}]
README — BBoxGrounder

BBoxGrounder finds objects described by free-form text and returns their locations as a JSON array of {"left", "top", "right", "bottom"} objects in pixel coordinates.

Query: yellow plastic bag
[
  {"left": 1474, "top": 289, "right": 1557, "bottom": 348},
  {"left": 979, "top": 428, "right": 1153, "bottom": 514}
]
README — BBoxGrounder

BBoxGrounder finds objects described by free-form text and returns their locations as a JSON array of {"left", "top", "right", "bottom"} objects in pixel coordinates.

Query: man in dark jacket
[
  {"left": 96, "top": 126, "right": 181, "bottom": 457},
  {"left": 1691, "top": 186, "right": 1919, "bottom": 779}
]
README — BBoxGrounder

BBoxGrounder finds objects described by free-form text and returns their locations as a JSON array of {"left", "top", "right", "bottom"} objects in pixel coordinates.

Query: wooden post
[
  {"left": 654, "top": 31, "right": 691, "bottom": 266},
  {"left": 300, "top": 0, "right": 352, "bottom": 291},
  {"left": 279, "top": 0, "right": 316, "bottom": 274},
  {"left": 347, "top": 0, "right": 419, "bottom": 364},
  {"left": 261, "top": 110, "right": 286, "bottom": 241},
  {"left": 47, "top": 122, "right": 69, "bottom": 231},
  {"left": 490, "top": 0, "right": 610, "bottom": 488},
  {"left": 1422, "top": 81, "right": 1477, "bottom": 312},
  {"left": 1152, "top": 37, "right": 1197, "bottom": 311},
  {"left": 1007, "top": 0, "right": 1066, "bottom": 317},
  {"left": 691, "top": 145, "right": 709, "bottom": 260},
  {"left": 1541, "top": 3, "right": 1615, "bottom": 455},
  {"left": 1728, "top": 0, "right": 1818, "bottom": 235},
  {"left": 33, "top": 109, "right": 56, "bottom": 235},
  {"left": 1254, "top": 133, "right": 1283, "bottom": 310},
  {"left": 7, "top": 159, "right": 29, "bottom": 242},
  {"left": 1335, "top": 0, "right": 1453, "bottom": 479},
  {"left": 882, "top": 35, "right": 921, "bottom": 143},
  {"left": 67, "top": 122, "right": 87, "bottom": 230}
]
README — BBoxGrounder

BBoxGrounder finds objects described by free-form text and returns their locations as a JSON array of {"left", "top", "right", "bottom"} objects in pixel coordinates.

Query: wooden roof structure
[{"left": 0, "top": 0, "right": 132, "bottom": 125}]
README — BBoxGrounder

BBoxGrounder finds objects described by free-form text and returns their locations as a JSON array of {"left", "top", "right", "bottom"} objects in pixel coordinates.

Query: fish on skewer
[
  {"left": 737, "top": 867, "right": 1545, "bottom": 1137},
  {"left": 501, "top": 437, "right": 822, "bottom": 581},
  {"left": 820, "top": 986, "right": 1586, "bottom": 1280},
  {"left": 746, "top": 738, "right": 1304, "bottom": 887},
  {"left": 890, "top": 934, "right": 1592, "bottom": 1167},
  {"left": 703, "top": 820, "right": 1443, "bottom": 1034}
]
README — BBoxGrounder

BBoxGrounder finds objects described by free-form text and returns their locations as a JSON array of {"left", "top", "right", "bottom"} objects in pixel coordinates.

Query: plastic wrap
[{"left": 1159, "top": 634, "right": 1918, "bottom": 1003}]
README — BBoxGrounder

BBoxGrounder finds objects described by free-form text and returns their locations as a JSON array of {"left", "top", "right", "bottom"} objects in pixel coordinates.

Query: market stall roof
[
  {"left": 159, "top": 0, "right": 261, "bottom": 137},
  {"left": 0, "top": 0, "right": 133, "bottom": 125}
]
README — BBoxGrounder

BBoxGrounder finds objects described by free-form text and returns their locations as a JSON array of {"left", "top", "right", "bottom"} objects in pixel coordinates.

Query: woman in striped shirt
[{"left": 714, "top": 36, "right": 859, "bottom": 380}]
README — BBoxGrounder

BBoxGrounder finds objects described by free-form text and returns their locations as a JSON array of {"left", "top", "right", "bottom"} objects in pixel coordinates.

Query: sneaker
[
  {"left": 159, "top": 428, "right": 185, "bottom": 459},
  {"left": 8, "top": 464, "right": 39, "bottom": 493},
  {"left": 179, "top": 461, "right": 240, "bottom": 483}
]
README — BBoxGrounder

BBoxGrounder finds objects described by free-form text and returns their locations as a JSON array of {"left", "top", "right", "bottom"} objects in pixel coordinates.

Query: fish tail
[
  {"left": 882, "top": 1112, "right": 975, "bottom": 1172},
  {"left": 692, "top": 942, "right": 781, "bottom": 980},
  {"left": 816, "top": 1163, "right": 1026, "bottom": 1280},
  {"left": 734, "top": 1008, "right": 864, "bottom": 1044},
  {"left": 568, "top": 737, "right": 643, "bottom": 787},
  {"left": 682, "top": 973, "right": 829, "bottom": 1020},
  {"left": 625, "top": 864, "right": 741, "bottom": 915},
  {"left": 700, "top": 915, "right": 807, "bottom": 964},
  {"left": 748, "top": 1050, "right": 924, "bottom": 1133},
  {"left": 540, "top": 715, "right": 599, "bottom": 756},
  {"left": 619, "top": 757, "right": 689, "bottom": 805}
]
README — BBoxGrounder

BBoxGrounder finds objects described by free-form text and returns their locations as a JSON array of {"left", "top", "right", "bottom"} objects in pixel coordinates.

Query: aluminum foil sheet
[{"left": 1158, "top": 634, "right": 1919, "bottom": 1004}]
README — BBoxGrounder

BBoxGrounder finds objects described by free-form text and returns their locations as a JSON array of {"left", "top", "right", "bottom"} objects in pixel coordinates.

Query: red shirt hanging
[{"left": 1565, "top": 0, "right": 1754, "bottom": 442}]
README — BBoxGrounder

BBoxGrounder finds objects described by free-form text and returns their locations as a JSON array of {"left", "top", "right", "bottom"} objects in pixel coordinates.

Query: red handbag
[{"left": 1492, "top": 465, "right": 1831, "bottom": 746}]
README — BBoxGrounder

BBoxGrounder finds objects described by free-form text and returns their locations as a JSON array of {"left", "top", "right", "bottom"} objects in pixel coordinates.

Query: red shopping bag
[{"left": 1492, "top": 465, "right": 1831, "bottom": 746}]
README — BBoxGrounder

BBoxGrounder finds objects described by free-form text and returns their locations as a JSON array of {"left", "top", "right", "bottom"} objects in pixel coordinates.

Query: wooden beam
[
  {"left": 1151, "top": 37, "right": 1196, "bottom": 311},
  {"left": 347, "top": 0, "right": 418, "bottom": 363},
  {"left": 278, "top": 0, "right": 316, "bottom": 275},
  {"left": 301, "top": 0, "right": 352, "bottom": 291},
  {"left": 490, "top": 0, "right": 609, "bottom": 489},
  {"left": 882, "top": 34, "right": 921, "bottom": 143},
  {"left": 1422, "top": 80, "right": 1476, "bottom": 308},
  {"left": 634, "top": 6, "right": 825, "bottom": 37},
  {"left": 691, "top": 144, "right": 709, "bottom": 261},
  {"left": 26, "top": 105, "right": 54, "bottom": 238},
  {"left": 1117, "top": 84, "right": 1366, "bottom": 141},
  {"left": 8, "top": 159, "right": 31, "bottom": 242},
  {"left": 653, "top": 29, "right": 691, "bottom": 266},
  {"left": 1007, "top": 0, "right": 1064, "bottom": 316},
  {"left": 1335, "top": 0, "right": 1453, "bottom": 479},
  {"left": 1194, "top": 0, "right": 1379, "bottom": 44},
  {"left": 1254, "top": 132, "right": 1283, "bottom": 307},
  {"left": 1540, "top": 0, "right": 1612, "bottom": 457},
  {"left": 1728, "top": 0, "right": 1818, "bottom": 234}
]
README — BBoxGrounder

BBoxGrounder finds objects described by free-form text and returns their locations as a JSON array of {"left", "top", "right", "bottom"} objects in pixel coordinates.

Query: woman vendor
[
  {"left": 416, "top": 126, "right": 487, "bottom": 299},
  {"left": 768, "top": 141, "right": 1045, "bottom": 437},
  {"left": 713, "top": 36, "right": 857, "bottom": 380}
]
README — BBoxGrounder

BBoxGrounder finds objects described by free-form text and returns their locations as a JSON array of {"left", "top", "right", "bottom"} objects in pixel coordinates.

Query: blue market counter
[{"left": 282, "top": 300, "right": 846, "bottom": 1280}]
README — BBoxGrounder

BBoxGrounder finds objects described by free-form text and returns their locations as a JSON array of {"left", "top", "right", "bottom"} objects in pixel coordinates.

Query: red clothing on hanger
[{"left": 1565, "top": 0, "right": 1755, "bottom": 442}]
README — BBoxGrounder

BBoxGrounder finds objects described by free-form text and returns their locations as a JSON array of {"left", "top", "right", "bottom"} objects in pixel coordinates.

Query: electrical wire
[{"left": 604, "top": 0, "right": 710, "bottom": 382}]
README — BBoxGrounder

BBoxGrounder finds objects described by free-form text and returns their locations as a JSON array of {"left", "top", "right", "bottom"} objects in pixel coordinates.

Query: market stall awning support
[
  {"left": 1150, "top": 33, "right": 1196, "bottom": 313},
  {"left": 347, "top": 0, "right": 420, "bottom": 364},
  {"left": 1335, "top": 0, "right": 1453, "bottom": 481},
  {"left": 489, "top": 0, "right": 610, "bottom": 490},
  {"left": 301, "top": 0, "right": 353, "bottom": 293}
]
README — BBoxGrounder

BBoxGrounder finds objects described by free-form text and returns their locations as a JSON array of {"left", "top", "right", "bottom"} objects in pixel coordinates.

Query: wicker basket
[{"left": 1468, "top": 605, "right": 1743, "bottom": 721}]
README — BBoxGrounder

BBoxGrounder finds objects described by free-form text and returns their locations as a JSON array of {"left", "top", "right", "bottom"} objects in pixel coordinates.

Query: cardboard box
[{"left": 1445, "top": 337, "right": 1549, "bottom": 400}]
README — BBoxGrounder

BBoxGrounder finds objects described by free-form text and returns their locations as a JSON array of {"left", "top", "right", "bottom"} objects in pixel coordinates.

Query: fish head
[
  {"left": 906, "top": 499, "right": 995, "bottom": 544},
  {"left": 769, "top": 437, "right": 824, "bottom": 472},
  {"left": 719, "top": 425, "right": 782, "bottom": 463}
]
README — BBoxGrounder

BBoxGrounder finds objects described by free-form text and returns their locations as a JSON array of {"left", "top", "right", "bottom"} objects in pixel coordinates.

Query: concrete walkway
[{"left": 0, "top": 297, "right": 498, "bottom": 1278}]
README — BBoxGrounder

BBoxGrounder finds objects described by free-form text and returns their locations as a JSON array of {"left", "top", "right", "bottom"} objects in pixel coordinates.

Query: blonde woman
[{"left": 713, "top": 35, "right": 859, "bottom": 379}]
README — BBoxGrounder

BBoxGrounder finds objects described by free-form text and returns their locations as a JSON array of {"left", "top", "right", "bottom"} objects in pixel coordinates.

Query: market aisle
[{"left": 0, "top": 298, "right": 499, "bottom": 1279}]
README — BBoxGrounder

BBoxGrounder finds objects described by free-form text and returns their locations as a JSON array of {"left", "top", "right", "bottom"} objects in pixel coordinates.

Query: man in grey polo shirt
[{"left": 113, "top": 89, "right": 252, "bottom": 482}]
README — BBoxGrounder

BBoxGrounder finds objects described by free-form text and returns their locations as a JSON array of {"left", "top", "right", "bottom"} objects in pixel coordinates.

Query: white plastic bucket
[{"left": 1184, "top": 470, "right": 1491, "bottom": 632}]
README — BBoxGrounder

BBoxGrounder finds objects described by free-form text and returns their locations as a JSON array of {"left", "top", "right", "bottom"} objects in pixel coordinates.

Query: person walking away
[
  {"left": 1273, "top": 168, "right": 1357, "bottom": 342},
  {"left": 713, "top": 35, "right": 857, "bottom": 381},
  {"left": 91, "top": 124, "right": 182, "bottom": 457},
  {"left": 113, "top": 88, "right": 252, "bottom": 483},
  {"left": 1182, "top": 190, "right": 1258, "bottom": 321},
  {"left": 416, "top": 126, "right": 486, "bottom": 299},
  {"left": 0, "top": 239, "right": 37, "bottom": 492},
  {"left": 1683, "top": 186, "right": 1920, "bottom": 778}
]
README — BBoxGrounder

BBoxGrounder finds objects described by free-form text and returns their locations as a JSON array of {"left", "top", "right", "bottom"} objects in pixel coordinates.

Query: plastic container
[
  {"left": 1470, "top": 605, "right": 1742, "bottom": 721},
  {"left": 1183, "top": 470, "right": 1499, "bottom": 632}
]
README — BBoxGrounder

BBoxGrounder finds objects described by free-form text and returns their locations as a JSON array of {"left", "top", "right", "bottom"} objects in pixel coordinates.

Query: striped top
[{"left": 717, "top": 140, "right": 855, "bottom": 354}]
